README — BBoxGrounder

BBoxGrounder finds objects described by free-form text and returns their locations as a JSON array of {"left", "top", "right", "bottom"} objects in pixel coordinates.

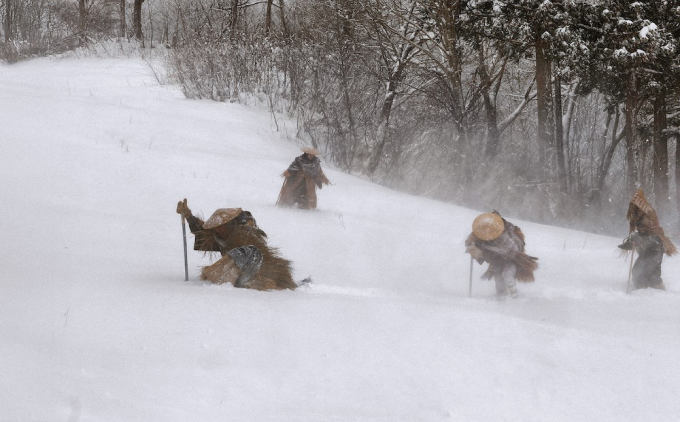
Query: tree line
[{"left": 3, "top": 0, "right": 680, "bottom": 235}]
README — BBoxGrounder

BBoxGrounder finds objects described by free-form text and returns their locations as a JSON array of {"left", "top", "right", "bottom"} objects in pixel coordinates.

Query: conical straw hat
[
  {"left": 627, "top": 189, "right": 660, "bottom": 231},
  {"left": 203, "top": 208, "right": 243, "bottom": 229},
  {"left": 629, "top": 189, "right": 656, "bottom": 219},
  {"left": 301, "top": 146, "right": 320, "bottom": 156},
  {"left": 472, "top": 212, "right": 504, "bottom": 241},
  {"left": 627, "top": 189, "right": 677, "bottom": 256}
]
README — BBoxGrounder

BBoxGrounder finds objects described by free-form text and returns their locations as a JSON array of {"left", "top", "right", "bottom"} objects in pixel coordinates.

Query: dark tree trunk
[
  {"left": 676, "top": 135, "right": 680, "bottom": 228},
  {"left": 4, "top": 0, "right": 11, "bottom": 42},
  {"left": 478, "top": 40, "right": 500, "bottom": 158},
  {"left": 367, "top": 43, "right": 414, "bottom": 176},
  {"left": 338, "top": 57, "right": 358, "bottom": 170},
  {"left": 443, "top": 2, "right": 466, "bottom": 139},
  {"left": 624, "top": 71, "right": 639, "bottom": 194},
  {"left": 652, "top": 92, "right": 669, "bottom": 212},
  {"left": 535, "top": 38, "right": 553, "bottom": 168},
  {"left": 265, "top": 0, "right": 273, "bottom": 36},
  {"left": 78, "top": 0, "right": 87, "bottom": 46},
  {"left": 278, "top": 0, "right": 288, "bottom": 38},
  {"left": 368, "top": 76, "right": 398, "bottom": 175},
  {"left": 593, "top": 109, "right": 623, "bottom": 207},
  {"left": 133, "top": 0, "right": 145, "bottom": 42},
  {"left": 554, "top": 66, "right": 567, "bottom": 194},
  {"left": 230, "top": 0, "right": 239, "bottom": 38},
  {"left": 120, "top": 0, "right": 126, "bottom": 38}
]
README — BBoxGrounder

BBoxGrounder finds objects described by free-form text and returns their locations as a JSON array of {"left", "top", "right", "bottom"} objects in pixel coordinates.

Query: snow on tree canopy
[{"left": 640, "top": 22, "right": 658, "bottom": 39}]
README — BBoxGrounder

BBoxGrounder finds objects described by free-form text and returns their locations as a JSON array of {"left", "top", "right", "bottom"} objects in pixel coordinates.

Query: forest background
[{"left": 3, "top": 0, "right": 680, "bottom": 236}]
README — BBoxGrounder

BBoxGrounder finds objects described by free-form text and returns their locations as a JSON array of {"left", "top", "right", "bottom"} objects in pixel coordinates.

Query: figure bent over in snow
[
  {"left": 618, "top": 189, "right": 676, "bottom": 291},
  {"left": 277, "top": 147, "right": 330, "bottom": 210},
  {"left": 177, "top": 199, "right": 297, "bottom": 291},
  {"left": 465, "top": 211, "right": 538, "bottom": 298}
]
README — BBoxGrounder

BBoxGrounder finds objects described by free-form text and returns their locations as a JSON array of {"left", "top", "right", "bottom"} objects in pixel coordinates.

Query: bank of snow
[{"left": 1, "top": 56, "right": 679, "bottom": 422}]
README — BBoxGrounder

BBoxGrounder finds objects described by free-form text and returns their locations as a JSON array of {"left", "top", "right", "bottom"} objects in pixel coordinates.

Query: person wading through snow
[
  {"left": 618, "top": 189, "right": 677, "bottom": 291},
  {"left": 177, "top": 199, "right": 298, "bottom": 290},
  {"left": 277, "top": 147, "right": 330, "bottom": 210},
  {"left": 465, "top": 211, "right": 538, "bottom": 298}
]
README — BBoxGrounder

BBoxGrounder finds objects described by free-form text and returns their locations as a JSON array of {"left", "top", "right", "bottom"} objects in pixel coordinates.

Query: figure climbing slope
[
  {"left": 618, "top": 189, "right": 677, "bottom": 291},
  {"left": 465, "top": 211, "right": 538, "bottom": 298},
  {"left": 277, "top": 147, "right": 330, "bottom": 210}
]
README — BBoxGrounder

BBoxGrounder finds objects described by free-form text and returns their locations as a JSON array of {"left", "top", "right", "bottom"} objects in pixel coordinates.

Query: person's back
[
  {"left": 631, "top": 233, "right": 664, "bottom": 289},
  {"left": 277, "top": 147, "right": 330, "bottom": 210}
]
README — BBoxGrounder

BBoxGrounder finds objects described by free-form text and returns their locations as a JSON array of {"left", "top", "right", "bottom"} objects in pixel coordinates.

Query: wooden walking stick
[
  {"left": 626, "top": 242, "right": 635, "bottom": 294},
  {"left": 469, "top": 255, "right": 474, "bottom": 298},
  {"left": 275, "top": 176, "right": 287, "bottom": 206},
  {"left": 182, "top": 214, "right": 189, "bottom": 281}
]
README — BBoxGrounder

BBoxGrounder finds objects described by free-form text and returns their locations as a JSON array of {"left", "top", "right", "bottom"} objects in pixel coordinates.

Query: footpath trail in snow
[{"left": 1, "top": 55, "right": 679, "bottom": 422}]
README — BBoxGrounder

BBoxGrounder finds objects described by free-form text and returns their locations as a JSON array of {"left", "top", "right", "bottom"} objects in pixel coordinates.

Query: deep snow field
[{"left": 1, "top": 53, "right": 679, "bottom": 422}]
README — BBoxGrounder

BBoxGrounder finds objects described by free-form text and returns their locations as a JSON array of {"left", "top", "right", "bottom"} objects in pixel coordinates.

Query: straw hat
[
  {"left": 629, "top": 189, "right": 656, "bottom": 220},
  {"left": 301, "top": 146, "right": 320, "bottom": 156},
  {"left": 203, "top": 208, "right": 243, "bottom": 229},
  {"left": 627, "top": 189, "right": 677, "bottom": 256},
  {"left": 472, "top": 212, "right": 505, "bottom": 241}
]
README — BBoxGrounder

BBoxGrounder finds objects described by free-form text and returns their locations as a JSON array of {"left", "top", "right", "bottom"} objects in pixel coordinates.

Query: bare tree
[
  {"left": 265, "top": 0, "right": 272, "bottom": 36},
  {"left": 676, "top": 136, "right": 680, "bottom": 226},
  {"left": 591, "top": 105, "right": 624, "bottom": 206},
  {"left": 120, "top": 0, "right": 126, "bottom": 38},
  {"left": 623, "top": 71, "right": 640, "bottom": 194},
  {"left": 78, "top": 0, "right": 87, "bottom": 45},
  {"left": 553, "top": 64, "right": 567, "bottom": 194},
  {"left": 652, "top": 92, "right": 669, "bottom": 210},
  {"left": 535, "top": 34, "right": 554, "bottom": 168},
  {"left": 4, "top": 0, "right": 12, "bottom": 42},
  {"left": 360, "top": 0, "right": 423, "bottom": 175},
  {"left": 263, "top": 0, "right": 288, "bottom": 36},
  {"left": 133, "top": 0, "right": 144, "bottom": 42},
  {"left": 475, "top": 37, "right": 535, "bottom": 159},
  {"left": 230, "top": 0, "right": 239, "bottom": 37},
  {"left": 278, "top": 0, "right": 287, "bottom": 37}
]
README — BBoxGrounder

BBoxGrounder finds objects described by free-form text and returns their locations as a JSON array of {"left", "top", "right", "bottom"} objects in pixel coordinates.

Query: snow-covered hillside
[{"left": 1, "top": 56, "right": 679, "bottom": 422}]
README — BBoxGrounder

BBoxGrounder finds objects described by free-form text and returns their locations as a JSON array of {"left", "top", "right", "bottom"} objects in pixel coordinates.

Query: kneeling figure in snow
[
  {"left": 177, "top": 199, "right": 297, "bottom": 290},
  {"left": 465, "top": 211, "right": 538, "bottom": 298}
]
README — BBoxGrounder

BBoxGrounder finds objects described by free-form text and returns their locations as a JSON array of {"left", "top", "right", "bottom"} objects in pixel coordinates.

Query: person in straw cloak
[
  {"left": 465, "top": 211, "right": 538, "bottom": 298},
  {"left": 277, "top": 147, "right": 330, "bottom": 210},
  {"left": 618, "top": 189, "right": 677, "bottom": 290},
  {"left": 177, "top": 199, "right": 298, "bottom": 291}
]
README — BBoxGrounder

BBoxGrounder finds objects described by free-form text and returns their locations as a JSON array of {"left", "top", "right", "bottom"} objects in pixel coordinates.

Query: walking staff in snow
[
  {"left": 277, "top": 147, "right": 330, "bottom": 210},
  {"left": 181, "top": 213, "right": 189, "bottom": 281},
  {"left": 626, "top": 244, "right": 635, "bottom": 294},
  {"left": 468, "top": 255, "right": 473, "bottom": 298},
  {"left": 465, "top": 211, "right": 538, "bottom": 298},
  {"left": 618, "top": 189, "right": 677, "bottom": 291},
  {"left": 176, "top": 199, "right": 298, "bottom": 290}
]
